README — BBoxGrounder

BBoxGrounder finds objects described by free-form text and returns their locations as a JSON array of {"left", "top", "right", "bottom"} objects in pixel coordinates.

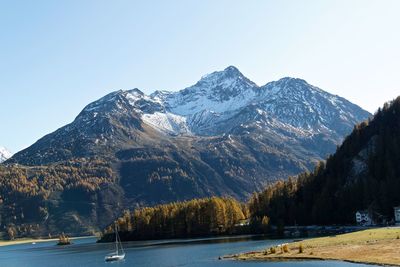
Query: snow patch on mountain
[
  {"left": 142, "top": 112, "right": 191, "bottom": 135},
  {"left": 0, "top": 147, "right": 12, "bottom": 163}
]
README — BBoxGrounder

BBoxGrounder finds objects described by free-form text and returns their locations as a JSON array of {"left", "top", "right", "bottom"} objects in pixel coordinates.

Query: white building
[
  {"left": 394, "top": 207, "right": 400, "bottom": 225},
  {"left": 234, "top": 219, "right": 250, "bottom": 227},
  {"left": 355, "top": 210, "right": 373, "bottom": 225}
]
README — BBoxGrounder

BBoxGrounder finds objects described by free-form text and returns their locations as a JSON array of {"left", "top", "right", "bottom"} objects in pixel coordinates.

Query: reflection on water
[{"left": 0, "top": 235, "right": 378, "bottom": 267}]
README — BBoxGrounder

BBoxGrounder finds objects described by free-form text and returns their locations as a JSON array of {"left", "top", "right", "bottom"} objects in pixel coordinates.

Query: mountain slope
[
  {"left": 1, "top": 66, "right": 370, "bottom": 237},
  {"left": 250, "top": 97, "right": 400, "bottom": 226}
]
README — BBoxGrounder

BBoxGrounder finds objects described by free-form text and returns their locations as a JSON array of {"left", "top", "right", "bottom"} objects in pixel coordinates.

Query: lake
[{"left": 0, "top": 235, "right": 378, "bottom": 267}]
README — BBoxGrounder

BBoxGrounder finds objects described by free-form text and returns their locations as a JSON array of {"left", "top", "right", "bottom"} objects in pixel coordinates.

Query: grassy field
[{"left": 227, "top": 227, "right": 400, "bottom": 266}]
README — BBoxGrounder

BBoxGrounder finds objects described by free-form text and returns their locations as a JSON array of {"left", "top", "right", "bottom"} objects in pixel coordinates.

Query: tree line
[{"left": 101, "top": 196, "right": 249, "bottom": 241}]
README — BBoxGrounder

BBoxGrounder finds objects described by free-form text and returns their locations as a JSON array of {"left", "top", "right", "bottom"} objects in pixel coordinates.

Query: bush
[
  {"left": 270, "top": 247, "right": 276, "bottom": 254},
  {"left": 298, "top": 243, "right": 303, "bottom": 253},
  {"left": 282, "top": 244, "right": 289, "bottom": 253}
]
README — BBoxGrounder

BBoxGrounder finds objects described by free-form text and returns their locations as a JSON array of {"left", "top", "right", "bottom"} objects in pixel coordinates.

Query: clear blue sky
[{"left": 1, "top": 0, "right": 400, "bottom": 153}]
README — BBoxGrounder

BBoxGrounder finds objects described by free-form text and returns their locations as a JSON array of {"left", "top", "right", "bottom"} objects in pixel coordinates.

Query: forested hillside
[
  {"left": 0, "top": 160, "right": 122, "bottom": 239},
  {"left": 249, "top": 97, "right": 400, "bottom": 226},
  {"left": 100, "top": 197, "right": 248, "bottom": 241}
]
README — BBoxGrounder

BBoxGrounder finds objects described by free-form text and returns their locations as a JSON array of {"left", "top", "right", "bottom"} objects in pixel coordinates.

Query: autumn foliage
[{"left": 102, "top": 196, "right": 248, "bottom": 241}]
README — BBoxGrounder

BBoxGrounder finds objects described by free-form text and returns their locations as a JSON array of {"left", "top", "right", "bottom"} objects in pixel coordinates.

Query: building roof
[{"left": 356, "top": 210, "right": 369, "bottom": 214}]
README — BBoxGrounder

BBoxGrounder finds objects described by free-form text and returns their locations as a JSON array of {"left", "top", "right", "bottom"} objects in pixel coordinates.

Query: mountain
[
  {"left": 1, "top": 66, "right": 370, "bottom": 237},
  {"left": 250, "top": 97, "right": 400, "bottom": 226},
  {"left": 0, "top": 147, "right": 12, "bottom": 162},
  {"left": 9, "top": 66, "right": 369, "bottom": 166},
  {"left": 6, "top": 67, "right": 370, "bottom": 201}
]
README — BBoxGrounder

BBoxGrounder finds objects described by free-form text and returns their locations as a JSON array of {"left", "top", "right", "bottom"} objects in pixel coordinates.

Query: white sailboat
[{"left": 105, "top": 223, "right": 125, "bottom": 262}]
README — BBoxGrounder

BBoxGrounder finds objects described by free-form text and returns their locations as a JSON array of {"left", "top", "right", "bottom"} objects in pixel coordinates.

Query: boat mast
[{"left": 115, "top": 223, "right": 119, "bottom": 255}]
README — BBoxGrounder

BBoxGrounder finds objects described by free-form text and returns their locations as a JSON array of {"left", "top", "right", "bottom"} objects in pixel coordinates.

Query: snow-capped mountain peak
[
  {"left": 0, "top": 147, "right": 12, "bottom": 163},
  {"left": 125, "top": 88, "right": 145, "bottom": 99},
  {"left": 70, "top": 66, "right": 370, "bottom": 140},
  {"left": 199, "top": 65, "right": 246, "bottom": 83},
  {"left": 194, "top": 65, "right": 257, "bottom": 98},
  {"left": 124, "top": 88, "right": 164, "bottom": 111},
  {"left": 150, "top": 66, "right": 259, "bottom": 120}
]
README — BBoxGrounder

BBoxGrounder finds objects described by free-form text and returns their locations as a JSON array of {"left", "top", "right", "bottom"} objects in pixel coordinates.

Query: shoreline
[
  {"left": 224, "top": 255, "right": 400, "bottom": 267},
  {"left": 0, "top": 235, "right": 96, "bottom": 247},
  {"left": 225, "top": 227, "right": 400, "bottom": 267},
  {"left": 224, "top": 254, "right": 400, "bottom": 267}
]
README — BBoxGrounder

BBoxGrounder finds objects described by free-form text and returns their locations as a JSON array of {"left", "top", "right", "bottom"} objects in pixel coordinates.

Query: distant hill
[
  {"left": 250, "top": 97, "right": 400, "bottom": 226},
  {"left": 1, "top": 66, "right": 370, "bottom": 237}
]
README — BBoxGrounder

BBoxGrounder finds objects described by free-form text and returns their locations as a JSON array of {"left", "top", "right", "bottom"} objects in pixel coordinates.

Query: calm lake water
[{"left": 0, "top": 235, "right": 378, "bottom": 267}]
